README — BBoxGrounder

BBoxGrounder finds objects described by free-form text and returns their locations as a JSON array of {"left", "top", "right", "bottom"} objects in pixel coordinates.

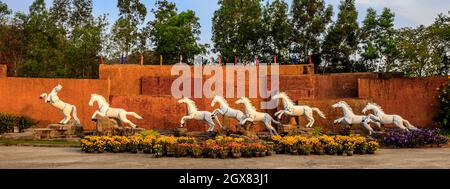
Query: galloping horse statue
[
  {"left": 362, "top": 103, "right": 418, "bottom": 131},
  {"left": 272, "top": 92, "right": 326, "bottom": 128},
  {"left": 211, "top": 95, "right": 250, "bottom": 129},
  {"left": 89, "top": 94, "right": 143, "bottom": 128},
  {"left": 332, "top": 101, "right": 379, "bottom": 135},
  {"left": 178, "top": 97, "right": 223, "bottom": 132},
  {"left": 235, "top": 97, "right": 279, "bottom": 136},
  {"left": 40, "top": 84, "right": 80, "bottom": 125}
]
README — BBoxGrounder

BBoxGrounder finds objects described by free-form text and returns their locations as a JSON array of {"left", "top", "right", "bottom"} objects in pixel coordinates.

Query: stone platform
[
  {"left": 2, "top": 124, "right": 83, "bottom": 141},
  {"left": 93, "top": 115, "right": 145, "bottom": 136}
]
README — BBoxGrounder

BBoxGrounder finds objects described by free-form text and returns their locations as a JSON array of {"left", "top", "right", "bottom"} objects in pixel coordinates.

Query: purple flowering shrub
[{"left": 380, "top": 128, "right": 449, "bottom": 148}]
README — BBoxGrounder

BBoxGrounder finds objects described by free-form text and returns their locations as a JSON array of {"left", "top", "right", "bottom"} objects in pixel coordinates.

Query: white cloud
[{"left": 355, "top": 0, "right": 449, "bottom": 27}]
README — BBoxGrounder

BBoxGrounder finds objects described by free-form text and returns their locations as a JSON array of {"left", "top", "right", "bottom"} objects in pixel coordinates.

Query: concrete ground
[{"left": 0, "top": 146, "right": 449, "bottom": 169}]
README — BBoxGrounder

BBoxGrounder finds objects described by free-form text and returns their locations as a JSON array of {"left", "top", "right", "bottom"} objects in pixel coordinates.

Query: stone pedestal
[
  {"left": 48, "top": 124, "right": 83, "bottom": 137},
  {"left": 33, "top": 128, "right": 57, "bottom": 140},
  {"left": 277, "top": 124, "right": 294, "bottom": 134},
  {"left": 95, "top": 116, "right": 120, "bottom": 136}
]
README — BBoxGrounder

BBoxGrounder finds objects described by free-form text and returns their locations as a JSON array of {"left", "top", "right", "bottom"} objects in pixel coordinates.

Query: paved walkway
[{"left": 0, "top": 146, "right": 449, "bottom": 169}]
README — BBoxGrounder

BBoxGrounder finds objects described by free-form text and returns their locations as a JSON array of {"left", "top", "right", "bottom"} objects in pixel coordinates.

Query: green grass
[{"left": 0, "top": 139, "right": 80, "bottom": 147}]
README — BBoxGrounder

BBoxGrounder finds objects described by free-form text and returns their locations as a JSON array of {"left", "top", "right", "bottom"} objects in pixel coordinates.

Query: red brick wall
[
  {"left": 0, "top": 78, "right": 110, "bottom": 130},
  {"left": 99, "top": 64, "right": 314, "bottom": 96},
  {"left": 358, "top": 76, "right": 448, "bottom": 127}
]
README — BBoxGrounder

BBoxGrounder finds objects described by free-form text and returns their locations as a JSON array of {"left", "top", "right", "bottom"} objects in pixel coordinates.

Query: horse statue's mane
[
  {"left": 278, "top": 92, "right": 294, "bottom": 104},
  {"left": 241, "top": 97, "right": 256, "bottom": 111},
  {"left": 214, "top": 95, "right": 228, "bottom": 106},
  {"left": 183, "top": 97, "right": 198, "bottom": 110},
  {"left": 92, "top": 94, "right": 109, "bottom": 106},
  {"left": 369, "top": 103, "right": 385, "bottom": 113},
  {"left": 339, "top": 101, "right": 353, "bottom": 112}
]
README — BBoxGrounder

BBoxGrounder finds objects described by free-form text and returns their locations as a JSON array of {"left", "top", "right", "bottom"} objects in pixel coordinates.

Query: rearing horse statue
[{"left": 40, "top": 84, "right": 80, "bottom": 125}]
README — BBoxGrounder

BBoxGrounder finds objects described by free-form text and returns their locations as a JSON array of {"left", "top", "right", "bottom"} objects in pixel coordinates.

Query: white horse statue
[
  {"left": 235, "top": 97, "right": 279, "bottom": 135},
  {"left": 362, "top": 103, "right": 418, "bottom": 131},
  {"left": 211, "top": 95, "right": 249, "bottom": 128},
  {"left": 272, "top": 92, "right": 326, "bottom": 128},
  {"left": 88, "top": 94, "right": 143, "bottom": 128},
  {"left": 39, "top": 84, "right": 80, "bottom": 125},
  {"left": 332, "top": 101, "right": 378, "bottom": 135},
  {"left": 178, "top": 97, "right": 223, "bottom": 132}
]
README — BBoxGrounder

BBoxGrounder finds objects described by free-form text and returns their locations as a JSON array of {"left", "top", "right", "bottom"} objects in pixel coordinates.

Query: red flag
[
  {"left": 100, "top": 55, "right": 104, "bottom": 64},
  {"left": 218, "top": 56, "right": 222, "bottom": 65},
  {"left": 255, "top": 55, "right": 259, "bottom": 65},
  {"left": 234, "top": 55, "right": 237, "bottom": 65},
  {"left": 309, "top": 55, "right": 313, "bottom": 64},
  {"left": 274, "top": 55, "right": 277, "bottom": 64}
]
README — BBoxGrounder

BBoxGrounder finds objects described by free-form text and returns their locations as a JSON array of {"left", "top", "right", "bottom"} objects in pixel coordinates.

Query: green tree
[
  {"left": 21, "top": 0, "right": 67, "bottom": 77},
  {"left": 49, "top": 0, "right": 71, "bottom": 29},
  {"left": 0, "top": 0, "right": 10, "bottom": 24},
  {"left": 65, "top": 0, "right": 107, "bottom": 78},
  {"left": 112, "top": 0, "right": 147, "bottom": 60},
  {"left": 148, "top": 0, "right": 204, "bottom": 64},
  {"left": 261, "top": 0, "right": 291, "bottom": 63},
  {"left": 395, "top": 12, "right": 450, "bottom": 77},
  {"left": 322, "top": 0, "right": 359, "bottom": 72},
  {"left": 359, "top": 8, "right": 379, "bottom": 71},
  {"left": 290, "top": 0, "right": 333, "bottom": 64},
  {"left": 0, "top": 13, "right": 27, "bottom": 76},
  {"left": 70, "top": 0, "right": 93, "bottom": 28},
  {"left": 212, "top": 0, "right": 263, "bottom": 63}
]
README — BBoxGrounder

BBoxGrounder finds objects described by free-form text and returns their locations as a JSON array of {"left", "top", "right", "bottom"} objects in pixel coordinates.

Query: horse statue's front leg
[
  {"left": 277, "top": 110, "right": 288, "bottom": 120},
  {"left": 91, "top": 110, "right": 106, "bottom": 121},
  {"left": 212, "top": 109, "right": 224, "bottom": 117},
  {"left": 180, "top": 115, "right": 194, "bottom": 128},
  {"left": 274, "top": 110, "right": 283, "bottom": 117}
]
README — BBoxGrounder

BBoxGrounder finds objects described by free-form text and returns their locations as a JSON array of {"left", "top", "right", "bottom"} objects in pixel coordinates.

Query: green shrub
[
  {"left": 436, "top": 82, "right": 450, "bottom": 131},
  {"left": 138, "top": 129, "right": 160, "bottom": 138},
  {"left": 0, "top": 113, "right": 36, "bottom": 134}
]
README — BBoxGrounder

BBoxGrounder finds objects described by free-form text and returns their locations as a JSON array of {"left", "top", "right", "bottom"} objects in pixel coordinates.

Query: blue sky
[{"left": 2, "top": 0, "right": 449, "bottom": 46}]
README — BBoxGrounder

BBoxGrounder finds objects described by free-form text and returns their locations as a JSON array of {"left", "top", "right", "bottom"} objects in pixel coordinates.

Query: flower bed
[
  {"left": 380, "top": 128, "right": 449, "bottom": 148},
  {"left": 271, "top": 135, "right": 379, "bottom": 155},
  {"left": 80, "top": 135, "right": 272, "bottom": 159}
]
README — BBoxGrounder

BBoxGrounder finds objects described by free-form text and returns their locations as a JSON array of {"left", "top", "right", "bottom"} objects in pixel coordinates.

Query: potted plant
[
  {"left": 204, "top": 143, "right": 219, "bottom": 159},
  {"left": 343, "top": 143, "right": 355, "bottom": 156},
  {"left": 174, "top": 143, "right": 188, "bottom": 158},
  {"left": 227, "top": 142, "right": 242, "bottom": 158},
  {"left": 325, "top": 142, "right": 338, "bottom": 155},
  {"left": 355, "top": 141, "right": 368, "bottom": 155},
  {"left": 300, "top": 144, "right": 313, "bottom": 155},
  {"left": 190, "top": 144, "right": 202, "bottom": 158},
  {"left": 367, "top": 141, "right": 379, "bottom": 154},
  {"left": 153, "top": 144, "right": 163, "bottom": 158},
  {"left": 81, "top": 139, "right": 95, "bottom": 153},
  {"left": 241, "top": 144, "right": 252, "bottom": 158}
]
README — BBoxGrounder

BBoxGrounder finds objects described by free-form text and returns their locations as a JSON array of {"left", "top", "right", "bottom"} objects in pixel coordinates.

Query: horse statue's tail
[
  {"left": 71, "top": 105, "right": 81, "bottom": 125},
  {"left": 127, "top": 112, "right": 143, "bottom": 120},
  {"left": 312, "top": 107, "right": 326, "bottom": 119},
  {"left": 404, "top": 120, "right": 418, "bottom": 130}
]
